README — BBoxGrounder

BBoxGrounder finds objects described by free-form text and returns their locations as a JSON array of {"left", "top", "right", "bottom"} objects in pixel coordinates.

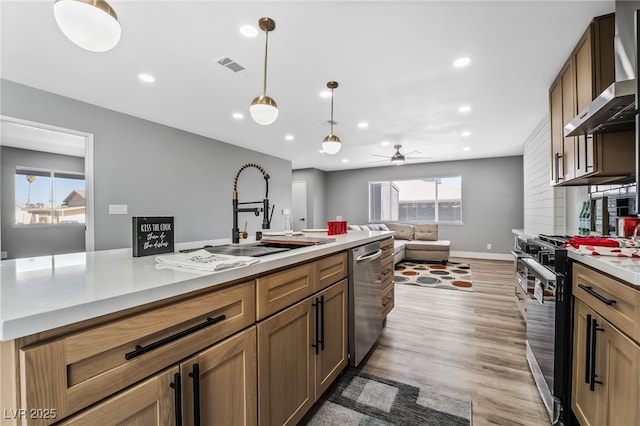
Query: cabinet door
[
  {"left": 315, "top": 279, "right": 348, "bottom": 397},
  {"left": 257, "top": 299, "right": 314, "bottom": 426},
  {"left": 181, "top": 327, "right": 257, "bottom": 426},
  {"left": 561, "top": 59, "right": 576, "bottom": 181},
  {"left": 574, "top": 28, "right": 595, "bottom": 178},
  {"left": 57, "top": 367, "right": 179, "bottom": 426},
  {"left": 600, "top": 318, "right": 640, "bottom": 426},
  {"left": 572, "top": 300, "right": 603, "bottom": 426},
  {"left": 550, "top": 77, "right": 565, "bottom": 184}
]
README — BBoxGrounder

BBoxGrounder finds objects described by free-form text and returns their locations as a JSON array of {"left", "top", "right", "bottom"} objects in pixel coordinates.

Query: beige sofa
[{"left": 349, "top": 223, "right": 450, "bottom": 264}]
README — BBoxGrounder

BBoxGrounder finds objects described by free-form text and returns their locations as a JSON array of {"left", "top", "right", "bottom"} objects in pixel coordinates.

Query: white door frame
[{"left": 1, "top": 115, "right": 95, "bottom": 251}]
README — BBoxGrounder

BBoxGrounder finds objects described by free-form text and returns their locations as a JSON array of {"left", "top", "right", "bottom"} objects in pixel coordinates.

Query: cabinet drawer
[
  {"left": 380, "top": 255, "right": 394, "bottom": 285},
  {"left": 256, "top": 262, "right": 315, "bottom": 320},
  {"left": 19, "top": 281, "right": 255, "bottom": 424},
  {"left": 381, "top": 283, "right": 394, "bottom": 318},
  {"left": 316, "top": 252, "right": 348, "bottom": 291},
  {"left": 573, "top": 263, "right": 640, "bottom": 342}
]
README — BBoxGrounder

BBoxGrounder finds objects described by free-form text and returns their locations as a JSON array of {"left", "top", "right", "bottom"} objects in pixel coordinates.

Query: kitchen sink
[{"left": 180, "top": 242, "right": 304, "bottom": 258}]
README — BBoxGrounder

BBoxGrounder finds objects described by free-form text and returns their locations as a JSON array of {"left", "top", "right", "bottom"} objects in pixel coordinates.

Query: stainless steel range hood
[{"left": 565, "top": 1, "right": 639, "bottom": 137}]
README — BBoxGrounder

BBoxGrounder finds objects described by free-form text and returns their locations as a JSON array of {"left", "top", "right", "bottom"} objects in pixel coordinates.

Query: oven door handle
[{"left": 522, "top": 257, "right": 557, "bottom": 282}]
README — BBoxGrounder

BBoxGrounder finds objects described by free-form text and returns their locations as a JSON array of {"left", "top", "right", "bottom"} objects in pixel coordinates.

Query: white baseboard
[{"left": 450, "top": 251, "right": 513, "bottom": 261}]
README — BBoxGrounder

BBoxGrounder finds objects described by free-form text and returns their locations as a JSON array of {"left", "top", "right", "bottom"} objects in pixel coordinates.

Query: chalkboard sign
[{"left": 132, "top": 217, "right": 175, "bottom": 257}]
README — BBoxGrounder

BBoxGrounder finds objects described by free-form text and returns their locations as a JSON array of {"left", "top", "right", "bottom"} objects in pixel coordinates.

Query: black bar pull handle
[
  {"left": 319, "top": 295, "right": 325, "bottom": 351},
  {"left": 125, "top": 314, "right": 226, "bottom": 360},
  {"left": 189, "top": 364, "right": 201, "bottom": 426},
  {"left": 170, "top": 372, "right": 183, "bottom": 426},
  {"left": 585, "top": 314, "right": 593, "bottom": 384},
  {"left": 312, "top": 298, "right": 319, "bottom": 355},
  {"left": 589, "top": 317, "right": 605, "bottom": 391},
  {"left": 578, "top": 284, "right": 617, "bottom": 306}
]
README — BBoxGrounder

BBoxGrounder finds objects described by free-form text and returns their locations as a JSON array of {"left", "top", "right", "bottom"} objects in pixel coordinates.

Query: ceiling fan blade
[
  {"left": 371, "top": 154, "right": 392, "bottom": 158},
  {"left": 403, "top": 150, "right": 420, "bottom": 156},
  {"left": 367, "top": 159, "right": 390, "bottom": 163},
  {"left": 406, "top": 156, "right": 432, "bottom": 160}
]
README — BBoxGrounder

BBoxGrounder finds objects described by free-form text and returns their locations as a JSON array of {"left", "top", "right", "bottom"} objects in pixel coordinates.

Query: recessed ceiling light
[
  {"left": 239, "top": 25, "right": 258, "bottom": 38},
  {"left": 285, "top": 134, "right": 294, "bottom": 141},
  {"left": 319, "top": 90, "right": 332, "bottom": 98},
  {"left": 458, "top": 105, "right": 472, "bottom": 113},
  {"left": 453, "top": 57, "right": 472, "bottom": 68},
  {"left": 381, "top": 141, "right": 390, "bottom": 146},
  {"left": 138, "top": 73, "right": 155, "bottom": 83},
  {"left": 461, "top": 131, "right": 471, "bottom": 137},
  {"left": 232, "top": 112, "right": 244, "bottom": 120},
  {"left": 358, "top": 122, "right": 369, "bottom": 129},
  {"left": 342, "top": 159, "right": 349, "bottom": 163},
  {"left": 463, "top": 146, "right": 471, "bottom": 151},
  {"left": 319, "top": 149, "right": 325, "bottom": 153}
]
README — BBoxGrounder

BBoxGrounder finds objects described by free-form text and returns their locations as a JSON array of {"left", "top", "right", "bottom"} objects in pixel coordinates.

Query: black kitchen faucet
[{"left": 232, "top": 162, "right": 273, "bottom": 244}]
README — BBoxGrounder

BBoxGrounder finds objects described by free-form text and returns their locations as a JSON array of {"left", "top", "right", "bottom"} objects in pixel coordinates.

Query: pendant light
[
  {"left": 322, "top": 81, "right": 341, "bottom": 155},
  {"left": 54, "top": 0, "right": 121, "bottom": 52},
  {"left": 250, "top": 17, "right": 278, "bottom": 125}
]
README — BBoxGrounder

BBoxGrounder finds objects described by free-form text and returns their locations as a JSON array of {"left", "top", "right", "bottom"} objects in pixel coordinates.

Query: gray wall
[
  {"left": 1, "top": 79, "right": 292, "bottom": 251},
  {"left": 324, "top": 156, "right": 524, "bottom": 254},
  {"left": 1, "top": 146, "right": 86, "bottom": 258},
  {"left": 291, "top": 168, "right": 327, "bottom": 229}
]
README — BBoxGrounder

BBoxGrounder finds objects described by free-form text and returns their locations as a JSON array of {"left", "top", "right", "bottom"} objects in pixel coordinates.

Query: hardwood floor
[{"left": 360, "top": 257, "right": 549, "bottom": 426}]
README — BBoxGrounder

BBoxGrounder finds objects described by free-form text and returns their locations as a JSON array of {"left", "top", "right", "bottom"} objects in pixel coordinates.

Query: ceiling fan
[{"left": 369, "top": 145, "right": 431, "bottom": 166}]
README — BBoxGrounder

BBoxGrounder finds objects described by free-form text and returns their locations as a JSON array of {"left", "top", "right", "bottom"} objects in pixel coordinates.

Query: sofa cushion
[
  {"left": 367, "top": 224, "right": 381, "bottom": 230},
  {"left": 348, "top": 224, "right": 362, "bottom": 230},
  {"left": 360, "top": 225, "right": 370, "bottom": 231},
  {"left": 405, "top": 240, "right": 450, "bottom": 251},
  {"left": 414, "top": 224, "right": 438, "bottom": 241},
  {"left": 386, "top": 223, "right": 414, "bottom": 240},
  {"left": 377, "top": 223, "right": 390, "bottom": 231}
]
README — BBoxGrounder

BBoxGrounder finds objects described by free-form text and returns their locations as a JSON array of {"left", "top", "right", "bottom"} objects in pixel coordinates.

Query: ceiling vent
[{"left": 215, "top": 56, "right": 245, "bottom": 73}]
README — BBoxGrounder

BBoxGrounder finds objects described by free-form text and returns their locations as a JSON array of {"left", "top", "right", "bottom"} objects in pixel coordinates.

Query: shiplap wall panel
[{"left": 523, "top": 115, "right": 565, "bottom": 235}]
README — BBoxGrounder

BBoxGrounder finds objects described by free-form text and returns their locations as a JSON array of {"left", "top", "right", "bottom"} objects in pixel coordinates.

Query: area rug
[
  {"left": 394, "top": 260, "right": 473, "bottom": 292},
  {"left": 305, "top": 368, "right": 472, "bottom": 425}
]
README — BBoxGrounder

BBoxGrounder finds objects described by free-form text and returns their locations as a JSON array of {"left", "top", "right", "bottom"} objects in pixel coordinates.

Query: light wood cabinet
[
  {"left": 572, "top": 263, "right": 640, "bottom": 426},
  {"left": 18, "top": 281, "right": 255, "bottom": 425},
  {"left": 257, "top": 279, "right": 348, "bottom": 426},
  {"left": 380, "top": 237, "right": 395, "bottom": 323},
  {"left": 550, "top": 13, "right": 635, "bottom": 186},
  {"left": 58, "top": 327, "right": 257, "bottom": 426},
  {"left": 179, "top": 326, "right": 257, "bottom": 426},
  {"left": 56, "top": 366, "right": 179, "bottom": 425}
]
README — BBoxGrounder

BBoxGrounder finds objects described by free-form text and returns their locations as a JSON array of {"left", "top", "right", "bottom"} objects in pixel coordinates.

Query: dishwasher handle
[{"left": 355, "top": 249, "right": 383, "bottom": 263}]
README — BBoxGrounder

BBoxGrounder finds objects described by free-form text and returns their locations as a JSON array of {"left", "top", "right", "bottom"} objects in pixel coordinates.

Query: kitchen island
[{"left": 1, "top": 230, "right": 393, "bottom": 425}]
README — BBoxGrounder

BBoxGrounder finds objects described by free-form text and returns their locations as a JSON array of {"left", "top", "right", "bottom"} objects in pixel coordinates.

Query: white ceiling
[{"left": 0, "top": 0, "right": 614, "bottom": 171}]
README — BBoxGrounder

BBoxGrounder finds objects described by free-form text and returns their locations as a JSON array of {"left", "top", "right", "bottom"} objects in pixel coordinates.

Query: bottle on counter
[
  {"left": 578, "top": 202, "right": 587, "bottom": 236},
  {"left": 584, "top": 201, "right": 591, "bottom": 236}
]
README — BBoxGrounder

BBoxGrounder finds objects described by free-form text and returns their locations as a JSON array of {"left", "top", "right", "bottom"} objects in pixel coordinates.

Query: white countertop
[
  {"left": 512, "top": 229, "right": 537, "bottom": 240},
  {"left": 0, "top": 231, "right": 392, "bottom": 341},
  {"left": 568, "top": 249, "right": 640, "bottom": 286}
]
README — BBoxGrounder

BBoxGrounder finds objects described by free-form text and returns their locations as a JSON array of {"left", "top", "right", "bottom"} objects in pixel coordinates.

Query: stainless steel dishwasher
[{"left": 348, "top": 241, "right": 382, "bottom": 366}]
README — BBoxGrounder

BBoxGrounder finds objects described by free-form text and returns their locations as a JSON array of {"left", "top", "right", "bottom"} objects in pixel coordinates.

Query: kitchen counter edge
[{"left": 0, "top": 231, "right": 392, "bottom": 341}]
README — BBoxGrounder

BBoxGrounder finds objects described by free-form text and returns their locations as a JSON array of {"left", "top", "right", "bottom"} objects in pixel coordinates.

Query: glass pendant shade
[
  {"left": 250, "top": 95, "right": 279, "bottom": 125},
  {"left": 322, "top": 134, "right": 342, "bottom": 155},
  {"left": 54, "top": 0, "right": 121, "bottom": 52}
]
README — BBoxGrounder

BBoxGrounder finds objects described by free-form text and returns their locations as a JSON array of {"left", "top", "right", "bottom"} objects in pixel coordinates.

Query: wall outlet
[
  {"left": 486, "top": 243, "right": 492, "bottom": 250},
  {"left": 1, "top": 251, "right": 7, "bottom": 259},
  {"left": 281, "top": 208, "right": 290, "bottom": 215},
  {"left": 109, "top": 204, "right": 128, "bottom": 215}
]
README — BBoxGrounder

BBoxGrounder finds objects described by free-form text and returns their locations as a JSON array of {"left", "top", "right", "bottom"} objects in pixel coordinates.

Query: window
[
  {"left": 15, "top": 167, "right": 86, "bottom": 225},
  {"left": 369, "top": 176, "right": 462, "bottom": 223}
]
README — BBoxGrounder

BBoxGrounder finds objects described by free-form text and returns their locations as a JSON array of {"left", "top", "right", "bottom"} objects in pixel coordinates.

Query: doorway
[
  {"left": 291, "top": 180, "right": 308, "bottom": 232},
  {"left": 0, "top": 116, "right": 95, "bottom": 258}
]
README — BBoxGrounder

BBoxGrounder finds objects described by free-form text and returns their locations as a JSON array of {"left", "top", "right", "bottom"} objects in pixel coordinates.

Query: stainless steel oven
[{"left": 514, "top": 235, "right": 571, "bottom": 425}]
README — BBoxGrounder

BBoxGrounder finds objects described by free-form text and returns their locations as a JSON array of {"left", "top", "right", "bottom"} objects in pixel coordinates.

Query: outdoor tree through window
[{"left": 369, "top": 176, "right": 462, "bottom": 223}]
